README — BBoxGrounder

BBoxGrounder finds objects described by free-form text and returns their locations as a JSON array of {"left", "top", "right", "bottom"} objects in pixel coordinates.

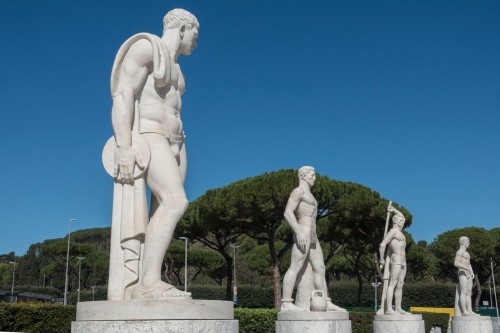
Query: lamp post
[
  {"left": 9, "top": 262, "right": 16, "bottom": 303},
  {"left": 491, "top": 258, "right": 499, "bottom": 324},
  {"left": 64, "top": 218, "right": 76, "bottom": 305},
  {"left": 76, "top": 257, "right": 85, "bottom": 303},
  {"left": 371, "top": 275, "right": 382, "bottom": 312},
  {"left": 179, "top": 237, "right": 188, "bottom": 292},
  {"left": 91, "top": 285, "right": 96, "bottom": 301},
  {"left": 230, "top": 243, "right": 239, "bottom": 305}
]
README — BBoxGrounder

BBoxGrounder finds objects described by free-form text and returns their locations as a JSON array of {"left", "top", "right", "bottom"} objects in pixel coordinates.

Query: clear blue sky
[{"left": 1, "top": 0, "right": 499, "bottom": 255}]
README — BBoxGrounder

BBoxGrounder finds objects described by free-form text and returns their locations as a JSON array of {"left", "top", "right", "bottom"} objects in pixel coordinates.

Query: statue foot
[
  {"left": 385, "top": 309, "right": 397, "bottom": 315},
  {"left": 281, "top": 299, "right": 306, "bottom": 312},
  {"left": 131, "top": 280, "right": 192, "bottom": 300},
  {"left": 376, "top": 308, "right": 385, "bottom": 315},
  {"left": 397, "top": 308, "right": 412, "bottom": 315},
  {"left": 326, "top": 299, "right": 346, "bottom": 312},
  {"left": 462, "top": 311, "right": 472, "bottom": 316}
]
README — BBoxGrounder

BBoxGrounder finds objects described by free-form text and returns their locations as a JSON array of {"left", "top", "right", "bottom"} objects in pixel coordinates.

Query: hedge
[
  {"left": 0, "top": 303, "right": 75, "bottom": 333},
  {"left": 416, "top": 312, "right": 450, "bottom": 332}
]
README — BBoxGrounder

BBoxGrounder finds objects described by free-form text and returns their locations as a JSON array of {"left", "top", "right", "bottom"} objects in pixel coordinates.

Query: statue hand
[
  {"left": 296, "top": 230, "right": 309, "bottom": 252},
  {"left": 114, "top": 145, "right": 146, "bottom": 183},
  {"left": 379, "top": 258, "right": 385, "bottom": 269}
]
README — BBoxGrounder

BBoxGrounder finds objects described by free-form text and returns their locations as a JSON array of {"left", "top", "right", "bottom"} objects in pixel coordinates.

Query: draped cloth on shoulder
[{"left": 107, "top": 33, "right": 171, "bottom": 301}]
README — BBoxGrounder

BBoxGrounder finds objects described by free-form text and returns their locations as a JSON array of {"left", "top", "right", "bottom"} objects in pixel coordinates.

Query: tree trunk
[
  {"left": 225, "top": 255, "right": 233, "bottom": 301},
  {"left": 474, "top": 274, "right": 482, "bottom": 310},
  {"left": 272, "top": 261, "right": 282, "bottom": 309}
]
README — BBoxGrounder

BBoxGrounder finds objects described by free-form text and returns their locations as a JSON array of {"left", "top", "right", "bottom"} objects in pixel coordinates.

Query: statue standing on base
[
  {"left": 102, "top": 8, "right": 199, "bottom": 301},
  {"left": 280, "top": 166, "right": 345, "bottom": 312},
  {"left": 377, "top": 202, "right": 411, "bottom": 315},
  {"left": 454, "top": 236, "right": 479, "bottom": 316}
]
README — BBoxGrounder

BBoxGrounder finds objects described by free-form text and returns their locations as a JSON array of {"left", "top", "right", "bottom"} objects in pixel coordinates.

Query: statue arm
[
  {"left": 453, "top": 251, "right": 471, "bottom": 272},
  {"left": 379, "top": 229, "right": 395, "bottom": 264},
  {"left": 283, "top": 188, "right": 304, "bottom": 234},
  {"left": 111, "top": 40, "right": 151, "bottom": 182}
]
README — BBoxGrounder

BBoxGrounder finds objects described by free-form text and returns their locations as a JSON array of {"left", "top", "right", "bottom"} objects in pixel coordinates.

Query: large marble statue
[
  {"left": 454, "top": 236, "right": 479, "bottom": 316},
  {"left": 280, "top": 166, "right": 344, "bottom": 312},
  {"left": 102, "top": 8, "right": 199, "bottom": 301},
  {"left": 377, "top": 203, "right": 410, "bottom": 315}
]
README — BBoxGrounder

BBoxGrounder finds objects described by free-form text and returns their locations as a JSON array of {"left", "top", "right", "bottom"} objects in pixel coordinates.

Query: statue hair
[
  {"left": 298, "top": 166, "right": 315, "bottom": 180},
  {"left": 163, "top": 8, "right": 199, "bottom": 32},
  {"left": 459, "top": 236, "right": 469, "bottom": 245}
]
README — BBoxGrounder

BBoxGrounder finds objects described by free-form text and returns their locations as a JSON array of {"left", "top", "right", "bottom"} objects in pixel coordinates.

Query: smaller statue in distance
[
  {"left": 280, "top": 166, "right": 345, "bottom": 312},
  {"left": 377, "top": 202, "right": 411, "bottom": 315},
  {"left": 454, "top": 236, "right": 479, "bottom": 316}
]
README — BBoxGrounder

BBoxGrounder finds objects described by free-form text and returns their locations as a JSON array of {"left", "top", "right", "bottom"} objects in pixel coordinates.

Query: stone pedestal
[
  {"left": 451, "top": 316, "right": 493, "bottom": 333},
  {"left": 373, "top": 314, "right": 425, "bottom": 333},
  {"left": 72, "top": 299, "right": 238, "bottom": 333},
  {"left": 276, "top": 311, "right": 351, "bottom": 333}
]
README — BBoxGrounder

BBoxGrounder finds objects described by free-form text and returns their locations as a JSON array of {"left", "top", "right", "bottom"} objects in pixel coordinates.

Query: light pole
[
  {"left": 64, "top": 218, "right": 76, "bottom": 305},
  {"left": 230, "top": 243, "right": 239, "bottom": 305},
  {"left": 91, "top": 285, "right": 96, "bottom": 301},
  {"left": 9, "top": 262, "right": 16, "bottom": 303},
  {"left": 179, "top": 237, "right": 188, "bottom": 292},
  {"left": 76, "top": 257, "right": 85, "bottom": 303},
  {"left": 371, "top": 275, "right": 382, "bottom": 312},
  {"left": 491, "top": 258, "right": 499, "bottom": 324}
]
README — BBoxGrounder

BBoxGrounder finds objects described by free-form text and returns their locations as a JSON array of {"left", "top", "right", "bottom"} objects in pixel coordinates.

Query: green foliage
[
  {"left": 0, "top": 303, "right": 75, "bottom": 333},
  {"left": 235, "top": 308, "right": 277, "bottom": 333},
  {"left": 415, "top": 312, "right": 450, "bottom": 332},
  {"left": 350, "top": 311, "right": 374, "bottom": 333}
]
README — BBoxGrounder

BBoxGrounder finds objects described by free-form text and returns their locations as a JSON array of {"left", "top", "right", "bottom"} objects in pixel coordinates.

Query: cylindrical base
[
  {"left": 373, "top": 314, "right": 425, "bottom": 333},
  {"left": 451, "top": 316, "right": 493, "bottom": 333},
  {"left": 276, "top": 320, "right": 352, "bottom": 333},
  {"left": 71, "top": 320, "right": 239, "bottom": 333}
]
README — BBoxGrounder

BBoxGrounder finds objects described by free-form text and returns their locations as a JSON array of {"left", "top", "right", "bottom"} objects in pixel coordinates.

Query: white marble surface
[
  {"left": 72, "top": 320, "right": 238, "bottom": 333},
  {"left": 276, "top": 319, "right": 351, "bottom": 333},
  {"left": 277, "top": 311, "right": 349, "bottom": 321},
  {"left": 76, "top": 299, "right": 233, "bottom": 320},
  {"left": 373, "top": 314, "right": 425, "bottom": 333},
  {"left": 451, "top": 316, "right": 493, "bottom": 333}
]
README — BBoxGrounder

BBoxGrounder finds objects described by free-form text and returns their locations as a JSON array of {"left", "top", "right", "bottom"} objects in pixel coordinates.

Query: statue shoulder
[{"left": 290, "top": 187, "right": 305, "bottom": 199}]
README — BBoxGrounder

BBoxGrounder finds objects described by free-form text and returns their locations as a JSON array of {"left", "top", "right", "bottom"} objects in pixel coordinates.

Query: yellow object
[{"left": 410, "top": 307, "right": 454, "bottom": 317}]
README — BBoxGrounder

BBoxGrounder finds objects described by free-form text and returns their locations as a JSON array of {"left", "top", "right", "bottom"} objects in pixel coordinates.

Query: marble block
[
  {"left": 276, "top": 319, "right": 352, "bottom": 333},
  {"left": 71, "top": 320, "right": 239, "bottom": 333},
  {"left": 451, "top": 316, "right": 493, "bottom": 333},
  {"left": 373, "top": 314, "right": 425, "bottom": 333},
  {"left": 277, "top": 311, "right": 349, "bottom": 321},
  {"left": 76, "top": 299, "right": 233, "bottom": 320}
]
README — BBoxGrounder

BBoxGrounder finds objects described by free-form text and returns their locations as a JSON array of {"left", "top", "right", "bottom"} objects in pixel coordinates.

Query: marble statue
[
  {"left": 280, "top": 166, "right": 345, "bottom": 312},
  {"left": 454, "top": 236, "right": 479, "bottom": 316},
  {"left": 377, "top": 203, "right": 411, "bottom": 315},
  {"left": 102, "top": 8, "right": 199, "bottom": 301}
]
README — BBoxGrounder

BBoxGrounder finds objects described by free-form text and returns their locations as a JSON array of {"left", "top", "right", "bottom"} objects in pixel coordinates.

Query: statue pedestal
[
  {"left": 71, "top": 299, "right": 238, "bottom": 333},
  {"left": 276, "top": 311, "right": 352, "bottom": 333},
  {"left": 451, "top": 316, "right": 494, "bottom": 333},
  {"left": 373, "top": 314, "right": 425, "bottom": 333}
]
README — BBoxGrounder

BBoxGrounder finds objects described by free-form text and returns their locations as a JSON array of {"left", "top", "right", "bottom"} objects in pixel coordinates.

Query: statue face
[
  {"left": 304, "top": 171, "right": 316, "bottom": 187},
  {"left": 180, "top": 26, "right": 198, "bottom": 55}
]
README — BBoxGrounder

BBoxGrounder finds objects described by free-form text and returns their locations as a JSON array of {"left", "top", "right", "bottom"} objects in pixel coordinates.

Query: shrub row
[
  {"left": 0, "top": 303, "right": 451, "bottom": 333},
  {"left": 192, "top": 282, "right": 460, "bottom": 308}
]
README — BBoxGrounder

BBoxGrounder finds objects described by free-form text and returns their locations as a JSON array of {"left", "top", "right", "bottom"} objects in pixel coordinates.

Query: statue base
[
  {"left": 71, "top": 299, "right": 238, "bottom": 333},
  {"left": 276, "top": 311, "right": 351, "bottom": 333},
  {"left": 451, "top": 316, "right": 494, "bottom": 333},
  {"left": 373, "top": 314, "right": 425, "bottom": 333}
]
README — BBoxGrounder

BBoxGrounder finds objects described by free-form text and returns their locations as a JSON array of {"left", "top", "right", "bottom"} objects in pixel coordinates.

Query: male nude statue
[
  {"left": 107, "top": 8, "right": 199, "bottom": 300},
  {"left": 378, "top": 204, "right": 410, "bottom": 315},
  {"left": 454, "top": 236, "right": 479, "bottom": 316},
  {"left": 281, "top": 166, "right": 345, "bottom": 311}
]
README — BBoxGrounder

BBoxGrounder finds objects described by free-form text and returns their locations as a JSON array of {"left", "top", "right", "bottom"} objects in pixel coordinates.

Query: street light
[
  {"left": 230, "top": 243, "right": 239, "bottom": 305},
  {"left": 371, "top": 275, "right": 382, "bottom": 312},
  {"left": 91, "top": 285, "right": 96, "bottom": 301},
  {"left": 64, "top": 218, "right": 76, "bottom": 305},
  {"left": 179, "top": 237, "right": 188, "bottom": 292},
  {"left": 76, "top": 257, "right": 85, "bottom": 303},
  {"left": 9, "top": 262, "right": 16, "bottom": 303}
]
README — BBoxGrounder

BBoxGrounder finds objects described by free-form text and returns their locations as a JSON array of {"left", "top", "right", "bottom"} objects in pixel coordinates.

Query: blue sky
[{"left": 0, "top": 0, "right": 499, "bottom": 255}]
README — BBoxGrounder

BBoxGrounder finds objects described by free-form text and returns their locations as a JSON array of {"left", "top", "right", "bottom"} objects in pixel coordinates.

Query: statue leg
[
  {"left": 132, "top": 133, "right": 190, "bottom": 299},
  {"left": 386, "top": 264, "right": 401, "bottom": 315},
  {"left": 281, "top": 240, "right": 308, "bottom": 311},
  {"left": 458, "top": 273, "right": 470, "bottom": 315},
  {"left": 395, "top": 265, "right": 410, "bottom": 314},
  {"left": 309, "top": 242, "right": 345, "bottom": 311}
]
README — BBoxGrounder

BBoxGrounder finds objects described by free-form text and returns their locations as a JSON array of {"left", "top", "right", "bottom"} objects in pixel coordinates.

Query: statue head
[
  {"left": 459, "top": 236, "right": 470, "bottom": 247},
  {"left": 163, "top": 9, "right": 199, "bottom": 32},
  {"left": 392, "top": 213, "right": 405, "bottom": 228},
  {"left": 298, "top": 166, "right": 316, "bottom": 187}
]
